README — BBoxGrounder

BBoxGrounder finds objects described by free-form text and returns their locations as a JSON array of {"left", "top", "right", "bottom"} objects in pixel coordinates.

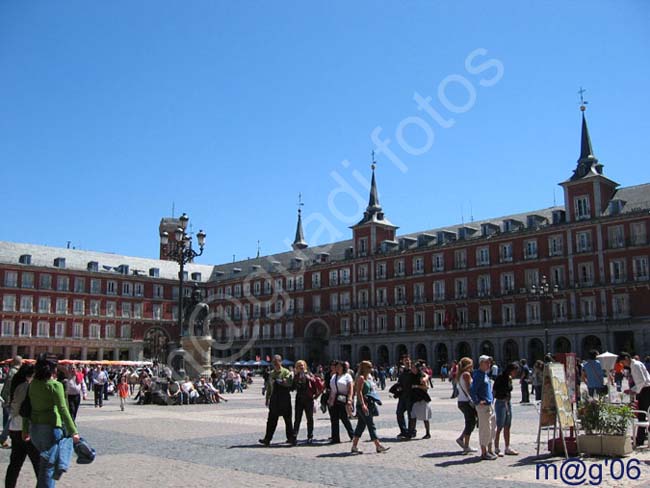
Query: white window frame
[
  {"left": 575, "top": 195, "right": 591, "bottom": 220},
  {"left": 1, "top": 320, "right": 15, "bottom": 337},
  {"left": 19, "top": 320, "right": 32, "bottom": 337},
  {"left": 55, "top": 322, "right": 65, "bottom": 338}
]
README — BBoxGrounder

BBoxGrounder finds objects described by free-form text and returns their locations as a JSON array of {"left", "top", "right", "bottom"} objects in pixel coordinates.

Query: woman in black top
[
  {"left": 292, "top": 360, "right": 315, "bottom": 443},
  {"left": 493, "top": 363, "right": 519, "bottom": 456}
]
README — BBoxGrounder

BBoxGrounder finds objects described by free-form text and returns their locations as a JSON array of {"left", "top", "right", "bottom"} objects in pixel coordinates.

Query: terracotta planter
[{"left": 578, "top": 434, "right": 632, "bottom": 457}]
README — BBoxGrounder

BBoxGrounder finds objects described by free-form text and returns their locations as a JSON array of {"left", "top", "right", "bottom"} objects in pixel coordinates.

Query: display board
[
  {"left": 536, "top": 362, "right": 575, "bottom": 458},
  {"left": 549, "top": 362, "right": 575, "bottom": 428}
]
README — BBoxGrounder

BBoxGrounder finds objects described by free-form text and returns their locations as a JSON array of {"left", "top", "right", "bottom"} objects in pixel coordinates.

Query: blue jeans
[
  {"left": 29, "top": 425, "right": 72, "bottom": 488},
  {"left": 354, "top": 404, "right": 378, "bottom": 441}
]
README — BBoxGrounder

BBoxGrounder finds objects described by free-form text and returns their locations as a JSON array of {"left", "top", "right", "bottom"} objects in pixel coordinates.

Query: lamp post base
[{"left": 181, "top": 335, "right": 213, "bottom": 378}]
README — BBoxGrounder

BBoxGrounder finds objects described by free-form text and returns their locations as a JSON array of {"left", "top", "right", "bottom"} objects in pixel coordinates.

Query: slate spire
[
  {"left": 367, "top": 151, "right": 381, "bottom": 212},
  {"left": 570, "top": 91, "right": 603, "bottom": 181},
  {"left": 292, "top": 193, "right": 308, "bottom": 250}
]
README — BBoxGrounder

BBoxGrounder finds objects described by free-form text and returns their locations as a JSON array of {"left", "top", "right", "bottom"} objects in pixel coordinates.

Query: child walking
[{"left": 118, "top": 375, "right": 129, "bottom": 411}]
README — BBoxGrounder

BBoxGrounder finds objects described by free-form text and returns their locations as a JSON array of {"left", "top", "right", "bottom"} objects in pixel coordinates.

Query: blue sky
[{"left": 1, "top": 1, "right": 649, "bottom": 265}]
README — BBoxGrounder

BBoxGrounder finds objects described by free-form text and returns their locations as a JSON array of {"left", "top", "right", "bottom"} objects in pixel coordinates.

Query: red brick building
[{"left": 1, "top": 110, "right": 649, "bottom": 367}]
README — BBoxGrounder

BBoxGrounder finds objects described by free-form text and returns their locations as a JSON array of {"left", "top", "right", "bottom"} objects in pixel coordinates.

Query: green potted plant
[{"left": 577, "top": 395, "right": 635, "bottom": 456}]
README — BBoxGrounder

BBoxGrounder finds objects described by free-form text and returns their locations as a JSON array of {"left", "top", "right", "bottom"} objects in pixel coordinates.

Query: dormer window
[
  {"left": 437, "top": 231, "right": 457, "bottom": 245},
  {"left": 607, "top": 200, "right": 625, "bottom": 215},
  {"left": 458, "top": 226, "right": 477, "bottom": 240},
  {"left": 503, "top": 219, "right": 523, "bottom": 233},
  {"left": 19, "top": 254, "right": 32, "bottom": 265},
  {"left": 87, "top": 261, "right": 99, "bottom": 272},
  {"left": 526, "top": 215, "right": 546, "bottom": 230},
  {"left": 417, "top": 234, "right": 436, "bottom": 247},
  {"left": 53, "top": 257, "right": 66, "bottom": 268},
  {"left": 117, "top": 264, "right": 129, "bottom": 275},
  {"left": 481, "top": 223, "right": 500, "bottom": 237},
  {"left": 191, "top": 272, "right": 202, "bottom": 281},
  {"left": 552, "top": 210, "right": 566, "bottom": 225},
  {"left": 149, "top": 267, "right": 160, "bottom": 277}
]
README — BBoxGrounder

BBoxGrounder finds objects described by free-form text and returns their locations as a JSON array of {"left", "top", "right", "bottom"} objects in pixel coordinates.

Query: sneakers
[
  {"left": 306, "top": 438, "right": 313, "bottom": 445},
  {"left": 455, "top": 437, "right": 466, "bottom": 450},
  {"left": 258, "top": 439, "right": 270, "bottom": 447},
  {"left": 1, "top": 440, "right": 10, "bottom": 449},
  {"left": 376, "top": 445, "right": 390, "bottom": 453},
  {"left": 350, "top": 446, "right": 362, "bottom": 455},
  {"left": 495, "top": 449, "right": 504, "bottom": 457},
  {"left": 463, "top": 446, "right": 478, "bottom": 454},
  {"left": 422, "top": 434, "right": 431, "bottom": 439},
  {"left": 481, "top": 452, "right": 498, "bottom": 461},
  {"left": 505, "top": 447, "right": 519, "bottom": 456}
]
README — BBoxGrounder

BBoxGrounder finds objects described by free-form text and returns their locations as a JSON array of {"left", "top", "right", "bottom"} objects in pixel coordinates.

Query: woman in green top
[
  {"left": 350, "top": 361, "right": 389, "bottom": 454},
  {"left": 22, "top": 355, "right": 80, "bottom": 488}
]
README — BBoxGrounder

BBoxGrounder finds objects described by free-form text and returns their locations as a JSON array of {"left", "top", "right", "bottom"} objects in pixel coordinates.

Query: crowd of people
[{"left": 1, "top": 348, "right": 649, "bottom": 485}]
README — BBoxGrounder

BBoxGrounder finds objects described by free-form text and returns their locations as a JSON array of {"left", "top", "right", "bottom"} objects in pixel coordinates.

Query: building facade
[{"left": 1, "top": 110, "right": 649, "bottom": 368}]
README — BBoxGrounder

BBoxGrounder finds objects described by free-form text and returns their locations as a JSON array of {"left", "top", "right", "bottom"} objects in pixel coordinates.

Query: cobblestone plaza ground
[{"left": 2, "top": 379, "right": 649, "bottom": 487}]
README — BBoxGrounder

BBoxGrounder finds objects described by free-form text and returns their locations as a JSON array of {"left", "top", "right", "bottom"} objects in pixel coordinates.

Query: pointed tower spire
[
  {"left": 367, "top": 150, "right": 381, "bottom": 212},
  {"left": 579, "top": 111, "right": 595, "bottom": 161},
  {"left": 570, "top": 88, "right": 603, "bottom": 180},
  {"left": 292, "top": 193, "right": 308, "bottom": 251}
]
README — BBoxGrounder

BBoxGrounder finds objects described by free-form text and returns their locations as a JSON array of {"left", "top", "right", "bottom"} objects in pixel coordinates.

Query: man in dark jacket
[
  {"left": 259, "top": 355, "right": 296, "bottom": 446},
  {"left": 396, "top": 356, "right": 417, "bottom": 439},
  {"left": 0, "top": 356, "right": 22, "bottom": 447}
]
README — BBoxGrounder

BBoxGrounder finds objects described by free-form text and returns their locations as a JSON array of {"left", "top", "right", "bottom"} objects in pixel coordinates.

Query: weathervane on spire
[
  {"left": 297, "top": 192, "right": 304, "bottom": 214},
  {"left": 578, "top": 86, "right": 589, "bottom": 112},
  {"left": 371, "top": 150, "right": 376, "bottom": 171}
]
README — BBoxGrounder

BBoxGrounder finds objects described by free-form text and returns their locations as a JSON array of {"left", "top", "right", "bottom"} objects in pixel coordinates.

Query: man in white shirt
[
  {"left": 620, "top": 352, "right": 650, "bottom": 445},
  {"left": 92, "top": 366, "right": 108, "bottom": 408}
]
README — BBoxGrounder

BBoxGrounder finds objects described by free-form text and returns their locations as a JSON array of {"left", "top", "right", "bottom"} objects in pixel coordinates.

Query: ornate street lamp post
[
  {"left": 160, "top": 213, "right": 206, "bottom": 372},
  {"left": 160, "top": 213, "right": 206, "bottom": 333},
  {"left": 529, "top": 275, "right": 559, "bottom": 357}
]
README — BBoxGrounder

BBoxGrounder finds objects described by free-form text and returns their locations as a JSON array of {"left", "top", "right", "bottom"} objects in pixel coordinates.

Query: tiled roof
[
  {"left": 1, "top": 184, "right": 647, "bottom": 284},
  {"left": 0, "top": 241, "right": 214, "bottom": 283},
  {"left": 604, "top": 183, "right": 650, "bottom": 216}
]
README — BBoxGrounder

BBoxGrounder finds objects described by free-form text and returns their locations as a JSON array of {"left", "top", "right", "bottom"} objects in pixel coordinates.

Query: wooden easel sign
[{"left": 536, "top": 362, "right": 575, "bottom": 458}]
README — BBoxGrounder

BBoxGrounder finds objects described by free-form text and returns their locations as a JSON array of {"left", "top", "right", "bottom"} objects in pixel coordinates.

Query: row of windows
[
  {"left": 216, "top": 322, "right": 295, "bottom": 341},
  {"left": 312, "top": 258, "right": 648, "bottom": 309},
  {"left": 0, "top": 296, "right": 182, "bottom": 321},
  {"left": 209, "top": 232, "right": 647, "bottom": 295},
  {"left": 1, "top": 272, "right": 179, "bottom": 298},
  {"left": 0, "top": 320, "right": 131, "bottom": 339},
  {"left": 4, "top": 258, "right": 647, "bottom": 321},
  {"left": 210, "top": 276, "right": 306, "bottom": 299},
  {"left": 332, "top": 294, "right": 629, "bottom": 334}
]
